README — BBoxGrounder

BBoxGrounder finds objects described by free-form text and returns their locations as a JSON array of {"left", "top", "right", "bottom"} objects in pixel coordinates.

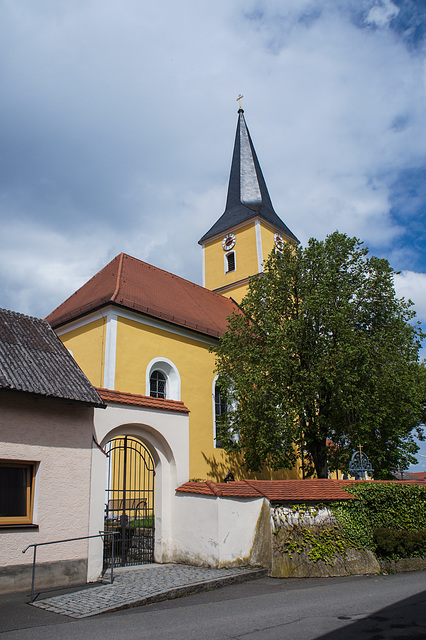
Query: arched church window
[
  {"left": 213, "top": 378, "right": 239, "bottom": 449},
  {"left": 150, "top": 370, "right": 166, "bottom": 399},
  {"left": 225, "top": 251, "right": 235, "bottom": 273},
  {"left": 214, "top": 384, "right": 227, "bottom": 448},
  {"left": 146, "top": 357, "right": 181, "bottom": 400}
]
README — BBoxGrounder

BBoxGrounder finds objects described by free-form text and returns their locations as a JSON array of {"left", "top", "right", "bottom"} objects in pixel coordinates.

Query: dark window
[
  {"left": 226, "top": 252, "right": 235, "bottom": 273},
  {"left": 150, "top": 370, "right": 166, "bottom": 399},
  {"left": 215, "top": 385, "right": 227, "bottom": 448},
  {"left": 0, "top": 462, "right": 34, "bottom": 525}
]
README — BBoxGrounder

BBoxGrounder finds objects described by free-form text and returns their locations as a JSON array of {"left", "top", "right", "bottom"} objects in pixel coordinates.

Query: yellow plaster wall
[
  {"left": 218, "top": 281, "right": 250, "bottom": 305},
  {"left": 204, "top": 222, "right": 259, "bottom": 293},
  {"left": 204, "top": 221, "right": 294, "bottom": 305},
  {"left": 115, "top": 317, "right": 221, "bottom": 479},
  {"left": 259, "top": 223, "right": 277, "bottom": 262},
  {"left": 59, "top": 318, "right": 106, "bottom": 388},
  {"left": 58, "top": 314, "right": 301, "bottom": 480},
  {"left": 114, "top": 317, "right": 301, "bottom": 480},
  {"left": 259, "top": 223, "right": 294, "bottom": 263}
]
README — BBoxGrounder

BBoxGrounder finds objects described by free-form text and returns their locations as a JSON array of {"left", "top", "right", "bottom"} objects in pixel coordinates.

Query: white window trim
[
  {"left": 224, "top": 250, "right": 236, "bottom": 274},
  {"left": 146, "top": 357, "right": 181, "bottom": 401}
]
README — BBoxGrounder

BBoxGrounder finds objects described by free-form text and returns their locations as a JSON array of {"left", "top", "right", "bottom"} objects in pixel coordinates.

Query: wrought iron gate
[{"left": 103, "top": 436, "right": 155, "bottom": 569}]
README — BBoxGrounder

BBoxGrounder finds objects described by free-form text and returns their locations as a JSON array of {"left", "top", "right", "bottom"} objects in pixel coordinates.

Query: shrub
[
  {"left": 330, "top": 482, "right": 426, "bottom": 560},
  {"left": 373, "top": 527, "right": 426, "bottom": 560}
]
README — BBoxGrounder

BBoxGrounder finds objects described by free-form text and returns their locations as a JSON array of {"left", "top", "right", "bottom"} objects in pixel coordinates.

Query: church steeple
[
  {"left": 199, "top": 109, "right": 298, "bottom": 245},
  {"left": 200, "top": 108, "right": 298, "bottom": 303}
]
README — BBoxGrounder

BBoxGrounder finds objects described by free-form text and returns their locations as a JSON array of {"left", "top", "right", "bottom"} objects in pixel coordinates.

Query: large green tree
[{"left": 214, "top": 232, "right": 426, "bottom": 479}]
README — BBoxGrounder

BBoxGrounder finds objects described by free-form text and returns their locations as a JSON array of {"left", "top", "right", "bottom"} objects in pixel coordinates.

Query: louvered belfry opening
[{"left": 103, "top": 436, "right": 155, "bottom": 569}]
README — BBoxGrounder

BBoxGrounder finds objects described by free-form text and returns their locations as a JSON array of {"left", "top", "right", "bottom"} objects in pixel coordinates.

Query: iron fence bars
[
  {"left": 22, "top": 531, "right": 119, "bottom": 603},
  {"left": 104, "top": 436, "right": 155, "bottom": 569}
]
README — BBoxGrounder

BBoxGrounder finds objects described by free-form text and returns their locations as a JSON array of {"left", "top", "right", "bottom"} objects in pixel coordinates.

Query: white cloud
[
  {"left": 0, "top": 0, "right": 425, "bottom": 320},
  {"left": 0, "top": 219, "right": 113, "bottom": 317},
  {"left": 366, "top": 0, "right": 399, "bottom": 28},
  {"left": 394, "top": 271, "right": 426, "bottom": 323}
]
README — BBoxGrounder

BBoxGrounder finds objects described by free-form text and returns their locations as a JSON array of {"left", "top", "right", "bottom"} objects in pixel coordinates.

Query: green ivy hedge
[
  {"left": 373, "top": 528, "right": 426, "bottom": 559},
  {"left": 330, "top": 482, "right": 426, "bottom": 560}
]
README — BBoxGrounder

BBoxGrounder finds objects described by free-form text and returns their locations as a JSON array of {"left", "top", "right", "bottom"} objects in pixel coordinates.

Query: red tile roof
[
  {"left": 408, "top": 472, "right": 426, "bottom": 480},
  {"left": 176, "top": 479, "right": 360, "bottom": 502},
  {"left": 46, "top": 253, "right": 238, "bottom": 338},
  {"left": 177, "top": 477, "right": 426, "bottom": 501},
  {"left": 97, "top": 387, "right": 189, "bottom": 413}
]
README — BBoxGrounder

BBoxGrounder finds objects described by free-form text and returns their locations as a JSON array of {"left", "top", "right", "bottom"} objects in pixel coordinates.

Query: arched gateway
[
  {"left": 87, "top": 392, "right": 190, "bottom": 582},
  {"left": 103, "top": 436, "right": 155, "bottom": 568}
]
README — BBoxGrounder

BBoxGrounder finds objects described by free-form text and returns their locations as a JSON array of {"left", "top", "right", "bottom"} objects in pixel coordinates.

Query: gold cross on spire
[{"left": 236, "top": 94, "right": 244, "bottom": 109}]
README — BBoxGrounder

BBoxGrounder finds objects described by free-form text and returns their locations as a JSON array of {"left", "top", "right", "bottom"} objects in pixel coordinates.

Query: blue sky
[{"left": 1, "top": 0, "right": 425, "bottom": 470}]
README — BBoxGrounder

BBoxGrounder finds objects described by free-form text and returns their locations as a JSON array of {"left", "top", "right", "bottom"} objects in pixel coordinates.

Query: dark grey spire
[{"left": 199, "top": 109, "right": 298, "bottom": 245}]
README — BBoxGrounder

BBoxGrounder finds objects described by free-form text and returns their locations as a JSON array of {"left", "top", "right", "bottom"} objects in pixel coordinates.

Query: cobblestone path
[{"left": 31, "top": 564, "right": 267, "bottom": 618}]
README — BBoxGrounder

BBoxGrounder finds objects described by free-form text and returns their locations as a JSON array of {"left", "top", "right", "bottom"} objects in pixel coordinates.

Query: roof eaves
[
  {"left": 47, "top": 298, "right": 112, "bottom": 329},
  {"left": 0, "top": 386, "right": 105, "bottom": 408},
  {"left": 50, "top": 298, "right": 225, "bottom": 339},
  {"left": 115, "top": 299, "right": 223, "bottom": 339}
]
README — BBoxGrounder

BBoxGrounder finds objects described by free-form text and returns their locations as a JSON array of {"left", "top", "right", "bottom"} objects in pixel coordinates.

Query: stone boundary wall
[
  {"left": 380, "top": 558, "right": 426, "bottom": 573},
  {"left": 270, "top": 505, "right": 380, "bottom": 578}
]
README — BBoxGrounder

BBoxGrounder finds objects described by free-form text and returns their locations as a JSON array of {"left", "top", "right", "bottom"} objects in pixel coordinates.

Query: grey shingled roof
[
  {"left": 199, "top": 109, "right": 299, "bottom": 245},
  {"left": 0, "top": 308, "right": 104, "bottom": 406}
]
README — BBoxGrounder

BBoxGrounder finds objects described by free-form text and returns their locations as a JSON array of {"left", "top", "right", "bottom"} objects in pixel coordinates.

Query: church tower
[{"left": 199, "top": 107, "right": 298, "bottom": 303}]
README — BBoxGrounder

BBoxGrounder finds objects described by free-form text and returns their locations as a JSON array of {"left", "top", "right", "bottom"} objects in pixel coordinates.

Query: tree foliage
[{"left": 214, "top": 232, "right": 426, "bottom": 478}]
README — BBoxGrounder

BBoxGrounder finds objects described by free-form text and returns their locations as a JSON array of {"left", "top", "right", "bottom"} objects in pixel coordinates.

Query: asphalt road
[{"left": 0, "top": 571, "right": 425, "bottom": 639}]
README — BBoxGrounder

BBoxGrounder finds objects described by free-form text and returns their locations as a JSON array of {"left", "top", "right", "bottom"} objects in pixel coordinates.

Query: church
[
  {"left": 43, "top": 108, "right": 302, "bottom": 571},
  {"left": 47, "top": 107, "right": 300, "bottom": 485}
]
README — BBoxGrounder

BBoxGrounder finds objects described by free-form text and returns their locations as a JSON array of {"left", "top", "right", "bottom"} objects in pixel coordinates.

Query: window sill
[{"left": 0, "top": 524, "right": 39, "bottom": 531}]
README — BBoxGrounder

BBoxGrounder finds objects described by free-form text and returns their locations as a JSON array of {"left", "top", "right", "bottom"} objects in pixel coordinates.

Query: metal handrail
[{"left": 22, "top": 531, "right": 119, "bottom": 602}]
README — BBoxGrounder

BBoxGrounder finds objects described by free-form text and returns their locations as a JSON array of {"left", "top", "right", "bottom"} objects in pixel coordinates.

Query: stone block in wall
[
  {"left": 380, "top": 557, "right": 426, "bottom": 574},
  {"left": 0, "top": 559, "right": 87, "bottom": 595}
]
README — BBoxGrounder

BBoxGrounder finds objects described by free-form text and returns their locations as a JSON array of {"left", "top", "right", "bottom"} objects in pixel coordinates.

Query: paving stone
[{"left": 31, "top": 564, "right": 266, "bottom": 618}]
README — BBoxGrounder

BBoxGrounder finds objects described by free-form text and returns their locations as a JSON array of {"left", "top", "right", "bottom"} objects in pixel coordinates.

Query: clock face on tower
[
  {"left": 222, "top": 233, "right": 236, "bottom": 251},
  {"left": 274, "top": 233, "right": 284, "bottom": 251}
]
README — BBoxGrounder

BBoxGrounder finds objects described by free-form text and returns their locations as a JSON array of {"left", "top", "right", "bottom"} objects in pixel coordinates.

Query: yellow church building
[{"left": 47, "top": 107, "right": 300, "bottom": 485}]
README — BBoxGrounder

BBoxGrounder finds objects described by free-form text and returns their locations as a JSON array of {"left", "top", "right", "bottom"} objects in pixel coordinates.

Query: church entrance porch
[
  {"left": 103, "top": 436, "right": 155, "bottom": 568},
  {"left": 87, "top": 395, "right": 190, "bottom": 583}
]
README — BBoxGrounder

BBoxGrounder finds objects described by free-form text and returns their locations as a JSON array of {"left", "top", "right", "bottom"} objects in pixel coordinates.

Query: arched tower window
[
  {"left": 225, "top": 251, "right": 235, "bottom": 273},
  {"left": 150, "top": 370, "right": 166, "bottom": 399}
]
